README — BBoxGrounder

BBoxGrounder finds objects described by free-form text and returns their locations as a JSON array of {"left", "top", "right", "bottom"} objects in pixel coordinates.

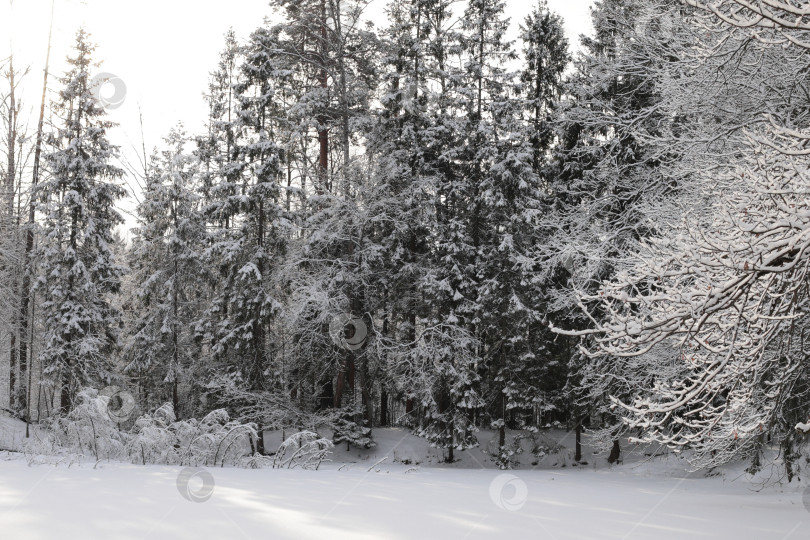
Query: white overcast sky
[{"left": 3, "top": 0, "right": 594, "bottom": 232}]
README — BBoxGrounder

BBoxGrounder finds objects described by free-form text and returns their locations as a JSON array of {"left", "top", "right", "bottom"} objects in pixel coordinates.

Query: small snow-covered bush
[
  {"left": 125, "top": 405, "right": 259, "bottom": 466},
  {"left": 273, "top": 431, "right": 334, "bottom": 470},
  {"left": 333, "top": 418, "right": 375, "bottom": 450},
  {"left": 22, "top": 428, "right": 80, "bottom": 466},
  {"left": 125, "top": 403, "right": 179, "bottom": 464},
  {"left": 42, "top": 389, "right": 127, "bottom": 461}
]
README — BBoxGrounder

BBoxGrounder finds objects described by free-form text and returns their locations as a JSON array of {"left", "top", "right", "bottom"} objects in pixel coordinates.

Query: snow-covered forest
[{"left": 3, "top": 0, "right": 810, "bottom": 537}]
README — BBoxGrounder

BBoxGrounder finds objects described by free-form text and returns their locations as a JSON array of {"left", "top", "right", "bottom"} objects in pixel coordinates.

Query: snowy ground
[{"left": 2, "top": 415, "right": 810, "bottom": 539}]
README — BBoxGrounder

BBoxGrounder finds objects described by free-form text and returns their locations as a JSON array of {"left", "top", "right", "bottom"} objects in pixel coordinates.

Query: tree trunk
[
  {"left": 447, "top": 427, "right": 454, "bottom": 463},
  {"left": 172, "top": 380, "right": 179, "bottom": 419},
  {"left": 498, "top": 393, "right": 506, "bottom": 450},
  {"left": 25, "top": 291, "right": 35, "bottom": 437},
  {"left": 333, "top": 364, "right": 345, "bottom": 409},
  {"left": 333, "top": 354, "right": 355, "bottom": 410},
  {"left": 319, "top": 378, "right": 334, "bottom": 410},
  {"left": 317, "top": 0, "right": 329, "bottom": 194},
  {"left": 6, "top": 53, "right": 18, "bottom": 412},
  {"left": 379, "top": 389, "right": 388, "bottom": 426},
  {"left": 256, "top": 426, "right": 266, "bottom": 455},
  {"left": 608, "top": 439, "right": 621, "bottom": 464},
  {"left": 60, "top": 369, "right": 72, "bottom": 414},
  {"left": 360, "top": 366, "right": 371, "bottom": 426},
  {"left": 172, "top": 254, "right": 180, "bottom": 417},
  {"left": 252, "top": 199, "right": 267, "bottom": 390}
]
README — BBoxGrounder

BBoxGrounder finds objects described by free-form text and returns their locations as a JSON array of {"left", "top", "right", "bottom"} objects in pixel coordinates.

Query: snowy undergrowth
[
  {"left": 20, "top": 389, "right": 263, "bottom": 468},
  {"left": 6, "top": 399, "right": 810, "bottom": 492}
]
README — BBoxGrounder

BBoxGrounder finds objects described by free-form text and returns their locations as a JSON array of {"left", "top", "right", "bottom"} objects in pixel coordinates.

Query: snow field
[
  {"left": 2, "top": 418, "right": 810, "bottom": 539},
  {"left": 2, "top": 458, "right": 810, "bottom": 539}
]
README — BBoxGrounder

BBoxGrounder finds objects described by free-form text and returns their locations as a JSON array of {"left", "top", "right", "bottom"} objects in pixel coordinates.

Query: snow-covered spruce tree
[
  {"left": 520, "top": 0, "right": 569, "bottom": 175},
  {"left": 198, "top": 25, "right": 291, "bottom": 444},
  {"left": 516, "top": 0, "right": 574, "bottom": 455},
  {"left": 126, "top": 127, "right": 207, "bottom": 418},
  {"left": 364, "top": 0, "right": 455, "bottom": 439},
  {"left": 415, "top": 0, "right": 484, "bottom": 463},
  {"left": 194, "top": 27, "right": 304, "bottom": 450},
  {"left": 363, "top": 0, "right": 484, "bottom": 462},
  {"left": 481, "top": 0, "right": 569, "bottom": 468},
  {"left": 36, "top": 29, "right": 126, "bottom": 413},
  {"left": 194, "top": 31, "right": 243, "bottom": 374},
  {"left": 364, "top": 0, "right": 428, "bottom": 428},
  {"left": 407, "top": 323, "right": 482, "bottom": 462},
  {"left": 420, "top": 0, "right": 556, "bottom": 468},
  {"left": 196, "top": 29, "right": 240, "bottom": 220}
]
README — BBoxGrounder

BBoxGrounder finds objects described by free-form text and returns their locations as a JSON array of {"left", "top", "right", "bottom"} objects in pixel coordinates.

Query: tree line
[{"left": 2, "top": 0, "right": 808, "bottom": 474}]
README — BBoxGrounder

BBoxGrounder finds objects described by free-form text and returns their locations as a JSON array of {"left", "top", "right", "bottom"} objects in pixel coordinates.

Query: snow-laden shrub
[
  {"left": 482, "top": 428, "right": 565, "bottom": 468},
  {"left": 205, "top": 373, "right": 346, "bottom": 437},
  {"left": 236, "top": 452, "right": 275, "bottom": 469},
  {"left": 125, "top": 403, "right": 179, "bottom": 464},
  {"left": 43, "top": 388, "right": 127, "bottom": 461},
  {"left": 22, "top": 427, "right": 81, "bottom": 466},
  {"left": 531, "top": 434, "right": 565, "bottom": 464},
  {"left": 125, "top": 405, "right": 259, "bottom": 466},
  {"left": 273, "top": 431, "right": 334, "bottom": 470}
]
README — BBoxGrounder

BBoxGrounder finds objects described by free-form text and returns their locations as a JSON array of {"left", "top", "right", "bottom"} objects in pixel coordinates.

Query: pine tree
[
  {"left": 37, "top": 30, "right": 126, "bottom": 412},
  {"left": 260, "top": 0, "right": 380, "bottom": 446}
]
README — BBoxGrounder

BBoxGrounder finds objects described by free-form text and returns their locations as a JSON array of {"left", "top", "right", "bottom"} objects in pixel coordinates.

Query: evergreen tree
[
  {"left": 368, "top": 0, "right": 449, "bottom": 435},
  {"left": 520, "top": 0, "right": 569, "bottom": 174},
  {"left": 517, "top": 0, "right": 573, "bottom": 459},
  {"left": 194, "top": 30, "right": 242, "bottom": 372},
  {"left": 126, "top": 127, "right": 207, "bottom": 418},
  {"left": 37, "top": 30, "right": 126, "bottom": 412},
  {"left": 197, "top": 28, "right": 240, "bottom": 216},
  {"left": 455, "top": 0, "right": 564, "bottom": 468},
  {"left": 397, "top": 0, "right": 484, "bottom": 462},
  {"left": 196, "top": 27, "right": 288, "bottom": 400}
]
